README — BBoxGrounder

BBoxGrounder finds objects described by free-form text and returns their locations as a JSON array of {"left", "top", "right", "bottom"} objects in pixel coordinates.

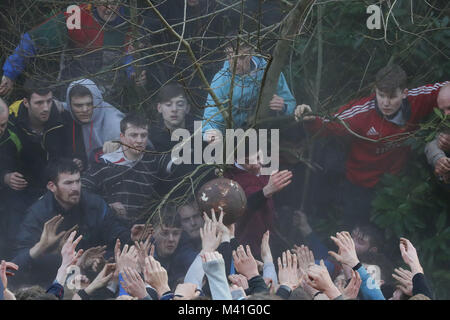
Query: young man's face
[
  {"left": 0, "top": 110, "right": 8, "bottom": 139},
  {"left": 351, "top": 227, "right": 372, "bottom": 255},
  {"left": 178, "top": 205, "right": 203, "bottom": 239},
  {"left": 157, "top": 95, "right": 190, "bottom": 129},
  {"left": 120, "top": 124, "right": 148, "bottom": 156},
  {"left": 375, "top": 87, "right": 408, "bottom": 117},
  {"left": 71, "top": 95, "right": 94, "bottom": 124},
  {"left": 241, "top": 150, "right": 262, "bottom": 176},
  {"left": 154, "top": 225, "right": 183, "bottom": 258},
  {"left": 225, "top": 46, "right": 252, "bottom": 75},
  {"left": 96, "top": 1, "right": 119, "bottom": 21},
  {"left": 47, "top": 172, "right": 81, "bottom": 209},
  {"left": 23, "top": 92, "right": 53, "bottom": 125}
]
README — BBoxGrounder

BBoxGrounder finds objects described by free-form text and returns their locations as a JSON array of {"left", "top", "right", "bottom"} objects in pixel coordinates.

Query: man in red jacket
[
  {"left": 225, "top": 149, "right": 292, "bottom": 258},
  {"left": 295, "top": 64, "right": 449, "bottom": 227}
]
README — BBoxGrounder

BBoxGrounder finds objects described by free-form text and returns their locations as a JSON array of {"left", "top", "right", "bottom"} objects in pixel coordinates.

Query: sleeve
[
  {"left": 247, "top": 275, "right": 269, "bottom": 295},
  {"left": 408, "top": 82, "right": 450, "bottom": 119},
  {"left": 2, "top": 33, "right": 37, "bottom": 80},
  {"left": 305, "top": 96, "right": 375, "bottom": 138},
  {"left": 275, "top": 285, "right": 292, "bottom": 300},
  {"left": 12, "top": 209, "right": 44, "bottom": 272},
  {"left": 262, "top": 261, "right": 278, "bottom": 285},
  {"left": 276, "top": 72, "right": 296, "bottom": 115},
  {"left": 202, "top": 258, "right": 232, "bottom": 300},
  {"left": 46, "top": 281, "right": 64, "bottom": 300},
  {"left": 424, "top": 137, "right": 446, "bottom": 167},
  {"left": 81, "top": 164, "right": 103, "bottom": 194},
  {"left": 202, "top": 73, "right": 227, "bottom": 136},
  {"left": 355, "top": 265, "right": 385, "bottom": 300},
  {"left": 0, "top": 277, "right": 4, "bottom": 300},
  {"left": 184, "top": 254, "right": 205, "bottom": 288},
  {"left": 412, "top": 273, "right": 433, "bottom": 299},
  {"left": 217, "top": 241, "right": 233, "bottom": 276},
  {"left": 3, "top": 12, "right": 68, "bottom": 81}
]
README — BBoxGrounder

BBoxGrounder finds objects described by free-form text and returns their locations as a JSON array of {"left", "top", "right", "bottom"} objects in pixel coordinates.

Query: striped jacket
[
  {"left": 306, "top": 82, "right": 449, "bottom": 188},
  {"left": 82, "top": 150, "right": 171, "bottom": 225}
]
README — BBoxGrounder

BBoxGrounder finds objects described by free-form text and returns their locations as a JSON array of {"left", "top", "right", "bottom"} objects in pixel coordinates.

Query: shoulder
[{"left": 335, "top": 95, "right": 376, "bottom": 121}]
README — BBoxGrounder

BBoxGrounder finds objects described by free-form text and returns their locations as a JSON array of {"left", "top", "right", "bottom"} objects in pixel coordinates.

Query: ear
[
  {"left": 23, "top": 98, "right": 30, "bottom": 109},
  {"left": 401, "top": 88, "right": 408, "bottom": 99},
  {"left": 47, "top": 180, "right": 57, "bottom": 193},
  {"left": 157, "top": 103, "right": 162, "bottom": 114}
]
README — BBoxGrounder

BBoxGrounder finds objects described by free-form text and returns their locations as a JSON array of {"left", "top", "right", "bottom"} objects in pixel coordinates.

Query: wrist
[
  {"left": 84, "top": 284, "right": 97, "bottom": 295},
  {"left": 323, "top": 285, "right": 341, "bottom": 300},
  {"left": 156, "top": 285, "right": 171, "bottom": 298},
  {"left": 410, "top": 264, "right": 424, "bottom": 275},
  {"left": 245, "top": 271, "right": 260, "bottom": 280},
  {"left": 263, "top": 185, "right": 273, "bottom": 198},
  {"left": 350, "top": 260, "right": 361, "bottom": 270},
  {"left": 29, "top": 242, "right": 46, "bottom": 259}
]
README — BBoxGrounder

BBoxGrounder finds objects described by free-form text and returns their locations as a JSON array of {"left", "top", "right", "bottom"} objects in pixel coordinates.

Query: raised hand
[
  {"left": 130, "top": 224, "right": 154, "bottom": 242},
  {"left": 392, "top": 267, "right": 413, "bottom": 297},
  {"left": 294, "top": 244, "right": 315, "bottom": 278},
  {"left": 143, "top": 256, "right": 170, "bottom": 298},
  {"left": 277, "top": 250, "right": 301, "bottom": 290},
  {"left": 340, "top": 269, "right": 362, "bottom": 300},
  {"left": 232, "top": 245, "right": 259, "bottom": 280},
  {"left": 115, "top": 244, "right": 138, "bottom": 275},
  {"left": 60, "top": 231, "right": 83, "bottom": 270},
  {"left": 135, "top": 234, "right": 154, "bottom": 273},
  {"left": 120, "top": 267, "right": 148, "bottom": 299},
  {"left": 328, "top": 231, "right": 360, "bottom": 268},
  {"left": 30, "top": 215, "right": 67, "bottom": 259},
  {"left": 84, "top": 263, "right": 116, "bottom": 295},
  {"left": 399, "top": 238, "right": 423, "bottom": 275},
  {"left": 1, "top": 260, "right": 19, "bottom": 292},
  {"left": 228, "top": 274, "right": 249, "bottom": 290},
  {"left": 260, "top": 231, "right": 274, "bottom": 264},
  {"left": 438, "top": 132, "right": 450, "bottom": 152},
  {"left": 263, "top": 170, "right": 293, "bottom": 198},
  {"left": 306, "top": 260, "right": 341, "bottom": 299},
  {"left": 77, "top": 245, "right": 107, "bottom": 274},
  {"left": 200, "top": 211, "right": 223, "bottom": 253}
]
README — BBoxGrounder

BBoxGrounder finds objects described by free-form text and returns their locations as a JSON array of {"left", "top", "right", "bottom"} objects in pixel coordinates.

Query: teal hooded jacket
[{"left": 202, "top": 56, "right": 296, "bottom": 136}]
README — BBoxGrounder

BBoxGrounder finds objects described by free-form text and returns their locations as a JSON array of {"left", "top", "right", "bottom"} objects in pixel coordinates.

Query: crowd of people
[{"left": 0, "top": 0, "right": 449, "bottom": 301}]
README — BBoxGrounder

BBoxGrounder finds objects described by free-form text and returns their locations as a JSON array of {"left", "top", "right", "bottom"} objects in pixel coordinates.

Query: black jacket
[
  {"left": 0, "top": 126, "right": 22, "bottom": 190},
  {"left": 12, "top": 190, "right": 131, "bottom": 286},
  {"left": 9, "top": 101, "right": 68, "bottom": 193}
]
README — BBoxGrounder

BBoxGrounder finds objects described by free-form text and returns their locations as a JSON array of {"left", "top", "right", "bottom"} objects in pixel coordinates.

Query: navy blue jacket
[{"left": 12, "top": 190, "right": 131, "bottom": 286}]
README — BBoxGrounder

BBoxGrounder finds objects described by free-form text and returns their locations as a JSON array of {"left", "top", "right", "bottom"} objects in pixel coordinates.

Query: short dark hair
[
  {"left": 23, "top": 78, "right": 52, "bottom": 101},
  {"left": 46, "top": 158, "right": 80, "bottom": 183},
  {"left": 225, "top": 31, "right": 253, "bottom": 52},
  {"left": 375, "top": 64, "right": 407, "bottom": 95},
  {"left": 69, "top": 84, "right": 93, "bottom": 102},
  {"left": 157, "top": 83, "right": 187, "bottom": 104},
  {"left": 151, "top": 203, "right": 182, "bottom": 229},
  {"left": 120, "top": 113, "right": 149, "bottom": 134}
]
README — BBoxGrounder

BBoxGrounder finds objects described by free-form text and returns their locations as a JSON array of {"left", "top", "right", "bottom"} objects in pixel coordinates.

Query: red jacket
[
  {"left": 225, "top": 167, "right": 274, "bottom": 257},
  {"left": 307, "top": 82, "right": 449, "bottom": 188}
]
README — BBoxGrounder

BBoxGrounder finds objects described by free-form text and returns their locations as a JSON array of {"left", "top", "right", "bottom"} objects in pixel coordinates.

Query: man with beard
[{"left": 11, "top": 158, "right": 150, "bottom": 287}]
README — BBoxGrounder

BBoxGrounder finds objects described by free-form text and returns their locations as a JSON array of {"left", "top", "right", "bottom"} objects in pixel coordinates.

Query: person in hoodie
[
  {"left": 62, "top": 79, "right": 124, "bottom": 171},
  {"left": 202, "top": 35, "right": 297, "bottom": 142}
]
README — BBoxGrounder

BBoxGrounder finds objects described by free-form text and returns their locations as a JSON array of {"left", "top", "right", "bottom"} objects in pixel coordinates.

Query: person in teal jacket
[{"left": 202, "top": 41, "right": 297, "bottom": 142}]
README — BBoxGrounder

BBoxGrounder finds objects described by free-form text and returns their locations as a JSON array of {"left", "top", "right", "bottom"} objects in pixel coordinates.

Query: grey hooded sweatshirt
[{"left": 64, "top": 79, "right": 124, "bottom": 163}]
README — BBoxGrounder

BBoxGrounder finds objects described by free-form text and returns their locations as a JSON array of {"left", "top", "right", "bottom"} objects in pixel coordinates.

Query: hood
[
  {"left": 221, "top": 55, "right": 266, "bottom": 79},
  {"left": 64, "top": 79, "right": 124, "bottom": 162}
]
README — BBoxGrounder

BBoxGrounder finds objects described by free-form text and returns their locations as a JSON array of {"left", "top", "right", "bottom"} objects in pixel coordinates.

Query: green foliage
[{"left": 372, "top": 131, "right": 450, "bottom": 299}]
